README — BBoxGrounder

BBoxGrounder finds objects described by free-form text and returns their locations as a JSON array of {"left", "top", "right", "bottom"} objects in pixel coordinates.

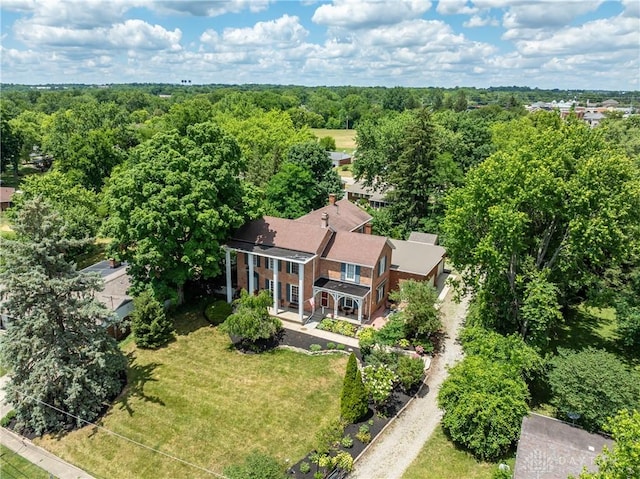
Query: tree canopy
[
  {"left": 265, "top": 162, "right": 316, "bottom": 219},
  {"left": 443, "top": 112, "right": 640, "bottom": 346},
  {"left": 103, "top": 121, "right": 246, "bottom": 303},
  {"left": 0, "top": 198, "right": 126, "bottom": 434}
]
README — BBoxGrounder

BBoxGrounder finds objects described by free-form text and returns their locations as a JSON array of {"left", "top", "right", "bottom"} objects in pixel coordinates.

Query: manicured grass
[
  {"left": 0, "top": 445, "right": 50, "bottom": 479},
  {"left": 36, "top": 303, "right": 347, "bottom": 478},
  {"left": 311, "top": 128, "right": 356, "bottom": 151},
  {"left": 403, "top": 426, "right": 513, "bottom": 479}
]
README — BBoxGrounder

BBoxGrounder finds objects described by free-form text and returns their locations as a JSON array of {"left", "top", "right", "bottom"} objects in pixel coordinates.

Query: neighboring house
[
  {"left": 513, "top": 413, "right": 613, "bottom": 479},
  {"left": 0, "top": 187, "right": 16, "bottom": 211},
  {"left": 224, "top": 196, "right": 446, "bottom": 323},
  {"left": 346, "top": 180, "right": 391, "bottom": 209},
  {"left": 81, "top": 260, "right": 133, "bottom": 338},
  {"left": 328, "top": 151, "right": 352, "bottom": 168},
  {"left": 584, "top": 111, "right": 605, "bottom": 128},
  {"left": 388, "top": 236, "right": 446, "bottom": 291}
]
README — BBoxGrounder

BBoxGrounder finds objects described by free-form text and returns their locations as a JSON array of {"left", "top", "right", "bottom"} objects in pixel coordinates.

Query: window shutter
[
  {"left": 278, "top": 260, "right": 282, "bottom": 271},
  {"left": 278, "top": 282, "right": 282, "bottom": 299},
  {"left": 286, "top": 284, "right": 291, "bottom": 302},
  {"left": 265, "top": 278, "right": 269, "bottom": 290},
  {"left": 256, "top": 256, "right": 261, "bottom": 267},
  {"left": 355, "top": 265, "right": 361, "bottom": 284},
  {"left": 244, "top": 253, "right": 248, "bottom": 265},
  {"left": 287, "top": 262, "right": 291, "bottom": 274},
  {"left": 341, "top": 263, "right": 346, "bottom": 281},
  {"left": 246, "top": 271, "right": 249, "bottom": 290}
]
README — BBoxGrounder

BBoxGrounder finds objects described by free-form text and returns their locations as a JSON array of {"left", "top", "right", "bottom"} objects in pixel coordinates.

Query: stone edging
[{"left": 277, "top": 345, "right": 352, "bottom": 356}]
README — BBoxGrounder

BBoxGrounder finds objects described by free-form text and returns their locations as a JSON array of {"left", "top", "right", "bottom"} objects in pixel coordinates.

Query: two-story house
[{"left": 223, "top": 195, "right": 445, "bottom": 324}]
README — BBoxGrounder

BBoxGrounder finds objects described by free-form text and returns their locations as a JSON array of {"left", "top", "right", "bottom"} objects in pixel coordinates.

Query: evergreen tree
[
  {"left": 340, "top": 353, "right": 368, "bottom": 423},
  {"left": 131, "top": 290, "right": 174, "bottom": 348},
  {"left": 0, "top": 198, "right": 127, "bottom": 434}
]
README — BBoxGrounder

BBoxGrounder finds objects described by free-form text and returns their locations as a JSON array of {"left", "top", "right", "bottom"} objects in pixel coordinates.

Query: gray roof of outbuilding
[
  {"left": 513, "top": 414, "right": 613, "bottom": 479},
  {"left": 389, "top": 239, "right": 445, "bottom": 276},
  {"left": 407, "top": 232, "right": 439, "bottom": 245}
]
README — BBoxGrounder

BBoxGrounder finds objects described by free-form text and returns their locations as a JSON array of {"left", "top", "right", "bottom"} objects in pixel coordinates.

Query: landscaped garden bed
[{"left": 316, "top": 318, "right": 359, "bottom": 337}]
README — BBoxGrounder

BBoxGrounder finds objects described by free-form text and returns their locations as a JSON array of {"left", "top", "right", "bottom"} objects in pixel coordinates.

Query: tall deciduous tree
[
  {"left": 286, "top": 141, "right": 344, "bottom": 209},
  {"left": 0, "top": 198, "right": 127, "bottom": 434},
  {"left": 0, "top": 115, "right": 23, "bottom": 175},
  {"left": 265, "top": 162, "right": 316, "bottom": 219},
  {"left": 443, "top": 113, "right": 640, "bottom": 346},
  {"left": 389, "top": 279, "right": 442, "bottom": 340},
  {"left": 103, "top": 121, "right": 246, "bottom": 303}
]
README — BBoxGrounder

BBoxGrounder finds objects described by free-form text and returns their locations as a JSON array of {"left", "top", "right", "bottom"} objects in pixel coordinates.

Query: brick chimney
[
  {"left": 364, "top": 222, "right": 372, "bottom": 234},
  {"left": 329, "top": 193, "right": 336, "bottom": 206},
  {"left": 321, "top": 212, "right": 329, "bottom": 228}
]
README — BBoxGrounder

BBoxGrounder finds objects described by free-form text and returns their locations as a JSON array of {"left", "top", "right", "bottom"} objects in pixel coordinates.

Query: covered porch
[{"left": 311, "top": 277, "right": 371, "bottom": 324}]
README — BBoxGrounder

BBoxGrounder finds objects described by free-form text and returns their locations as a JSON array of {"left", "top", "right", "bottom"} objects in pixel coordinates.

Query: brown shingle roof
[
  {"left": 322, "top": 231, "right": 389, "bottom": 267},
  {"left": 296, "top": 198, "right": 371, "bottom": 232},
  {"left": 231, "top": 216, "right": 331, "bottom": 255}
]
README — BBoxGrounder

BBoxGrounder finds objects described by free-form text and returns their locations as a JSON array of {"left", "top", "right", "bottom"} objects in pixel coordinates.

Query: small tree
[
  {"left": 224, "top": 451, "right": 287, "bottom": 479},
  {"left": 438, "top": 356, "right": 529, "bottom": 461},
  {"left": 131, "top": 290, "right": 174, "bottom": 348},
  {"left": 220, "top": 290, "right": 283, "bottom": 349},
  {"left": 340, "top": 353, "right": 369, "bottom": 423},
  {"left": 548, "top": 348, "right": 640, "bottom": 432},
  {"left": 389, "top": 279, "right": 442, "bottom": 340},
  {"left": 362, "top": 364, "right": 398, "bottom": 411},
  {"left": 577, "top": 409, "right": 640, "bottom": 479}
]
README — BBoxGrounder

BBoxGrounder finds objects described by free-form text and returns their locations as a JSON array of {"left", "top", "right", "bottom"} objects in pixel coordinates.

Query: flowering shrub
[
  {"left": 362, "top": 364, "right": 398, "bottom": 410},
  {"left": 317, "top": 318, "right": 358, "bottom": 337}
]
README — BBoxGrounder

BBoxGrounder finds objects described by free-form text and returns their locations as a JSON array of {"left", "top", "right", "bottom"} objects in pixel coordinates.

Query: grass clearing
[
  {"left": 0, "top": 164, "right": 43, "bottom": 188},
  {"left": 311, "top": 128, "right": 357, "bottom": 151},
  {"left": 75, "top": 239, "right": 109, "bottom": 270},
  {"left": 403, "top": 426, "right": 513, "bottom": 479},
  {"left": 36, "top": 302, "right": 347, "bottom": 478},
  {"left": 1, "top": 445, "right": 50, "bottom": 479}
]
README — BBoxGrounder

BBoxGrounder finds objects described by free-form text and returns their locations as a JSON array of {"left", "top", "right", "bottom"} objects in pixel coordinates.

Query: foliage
[
  {"left": 333, "top": 451, "right": 354, "bottom": 472},
  {"left": 459, "top": 326, "right": 543, "bottom": 380},
  {"left": 340, "top": 353, "right": 369, "bottom": 424},
  {"left": 340, "top": 435, "right": 353, "bottom": 448},
  {"left": 265, "top": 162, "right": 316, "bottom": 219},
  {"left": 0, "top": 115, "right": 23, "bottom": 174},
  {"left": 314, "top": 417, "right": 345, "bottom": 454},
  {"left": 443, "top": 113, "right": 640, "bottom": 346},
  {"left": 286, "top": 141, "right": 344, "bottom": 209},
  {"left": 576, "top": 409, "right": 640, "bottom": 479},
  {"left": 438, "top": 356, "right": 530, "bottom": 461},
  {"left": 355, "top": 429, "right": 371, "bottom": 444},
  {"left": 318, "top": 136, "right": 336, "bottom": 151},
  {"left": 102, "top": 121, "right": 246, "bottom": 303},
  {"left": 389, "top": 279, "right": 442, "bottom": 340},
  {"left": 317, "top": 318, "right": 358, "bottom": 337},
  {"left": 396, "top": 355, "right": 425, "bottom": 393},
  {"left": 223, "top": 451, "right": 287, "bottom": 479},
  {"left": 220, "top": 291, "right": 282, "bottom": 348},
  {"left": 310, "top": 344, "right": 322, "bottom": 352},
  {"left": 131, "top": 290, "right": 174, "bottom": 348},
  {"left": 374, "top": 314, "right": 407, "bottom": 346},
  {"left": 0, "top": 410, "right": 16, "bottom": 427},
  {"left": 299, "top": 462, "right": 311, "bottom": 474},
  {"left": 0, "top": 198, "right": 127, "bottom": 434},
  {"left": 9, "top": 171, "right": 100, "bottom": 242},
  {"left": 204, "top": 300, "right": 233, "bottom": 326},
  {"left": 357, "top": 326, "right": 377, "bottom": 355},
  {"left": 548, "top": 348, "right": 640, "bottom": 432},
  {"left": 362, "top": 364, "right": 398, "bottom": 410}
]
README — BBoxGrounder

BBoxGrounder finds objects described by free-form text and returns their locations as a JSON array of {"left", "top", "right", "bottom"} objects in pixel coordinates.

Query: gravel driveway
[{"left": 349, "top": 289, "right": 469, "bottom": 479}]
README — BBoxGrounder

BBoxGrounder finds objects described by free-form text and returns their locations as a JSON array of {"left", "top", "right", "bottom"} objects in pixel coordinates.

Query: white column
[
  {"left": 334, "top": 294, "right": 339, "bottom": 318},
  {"left": 357, "top": 298, "right": 363, "bottom": 323},
  {"left": 225, "top": 248, "right": 233, "bottom": 304},
  {"left": 273, "top": 259, "right": 279, "bottom": 313},
  {"left": 248, "top": 252, "right": 255, "bottom": 294},
  {"left": 298, "top": 262, "right": 304, "bottom": 322}
]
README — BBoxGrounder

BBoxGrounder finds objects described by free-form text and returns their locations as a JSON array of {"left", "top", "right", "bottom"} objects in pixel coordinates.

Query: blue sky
[{"left": 1, "top": 1, "right": 638, "bottom": 90}]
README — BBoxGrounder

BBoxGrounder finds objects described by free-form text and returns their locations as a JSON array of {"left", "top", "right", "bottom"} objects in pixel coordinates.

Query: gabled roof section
[
  {"left": 296, "top": 198, "right": 372, "bottom": 232},
  {"left": 322, "top": 231, "right": 390, "bottom": 267},
  {"left": 389, "top": 239, "right": 446, "bottom": 276},
  {"left": 231, "top": 216, "right": 331, "bottom": 255},
  {"left": 408, "top": 231, "right": 439, "bottom": 245}
]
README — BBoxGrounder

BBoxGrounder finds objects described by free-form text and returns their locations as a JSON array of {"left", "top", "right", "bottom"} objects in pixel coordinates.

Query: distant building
[
  {"left": 0, "top": 187, "right": 16, "bottom": 211},
  {"left": 328, "top": 151, "right": 352, "bottom": 168},
  {"left": 346, "top": 180, "right": 391, "bottom": 209}
]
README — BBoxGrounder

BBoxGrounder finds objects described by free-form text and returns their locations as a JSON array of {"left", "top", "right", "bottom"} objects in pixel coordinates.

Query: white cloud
[
  {"left": 312, "top": 0, "right": 432, "bottom": 28},
  {"left": 108, "top": 20, "right": 182, "bottom": 51},
  {"left": 436, "top": 0, "right": 477, "bottom": 15},
  {"left": 219, "top": 15, "right": 308, "bottom": 47},
  {"left": 502, "top": 1, "right": 602, "bottom": 29},
  {"left": 621, "top": 0, "right": 640, "bottom": 18},
  {"left": 463, "top": 15, "right": 498, "bottom": 27},
  {"left": 150, "top": 0, "right": 271, "bottom": 17}
]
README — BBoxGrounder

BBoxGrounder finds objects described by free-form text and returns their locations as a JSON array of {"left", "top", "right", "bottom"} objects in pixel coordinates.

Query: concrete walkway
[{"left": 0, "top": 375, "right": 96, "bottom": 479}]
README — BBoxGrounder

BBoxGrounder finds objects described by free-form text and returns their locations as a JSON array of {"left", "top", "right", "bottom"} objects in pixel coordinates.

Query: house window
[
  {"left": 378, "top": 255, "right": 387, "bottom": 276},
  {"left": 377, "top": 283, "right": 385, "bottom": 303},
  {"left": 345, "top": 263, "right": 356, "bottom": 282},
  {"left": 252, "top": 255, "right": 260, "bottom": 267},
  {"left": 268, "top": 258, "right": 275, "bottom": 270},
  {"left": 266, "top": 279, "right": 274, "bottom": 294},
  {"left": 344, "top": 297, "right": 354, "bottom": 309},
  {"left": 288, "top": 262, "right": 299, "bottom": 275},
  {"left": 289, "top": 284, "right": 299, "bottom": 304}
]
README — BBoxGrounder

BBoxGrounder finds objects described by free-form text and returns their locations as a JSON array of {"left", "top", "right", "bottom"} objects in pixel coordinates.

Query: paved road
[
  {"left": 349, "top": 289, "right": 469, "bottom": 479},
  {"left": 0, "top": 375, "right": 96, "bottom": 479}
]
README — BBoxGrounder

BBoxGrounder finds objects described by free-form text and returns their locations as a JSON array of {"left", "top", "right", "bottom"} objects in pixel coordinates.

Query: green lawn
[
  {"left": 403, "top": 426, "right": 514, "bottom": 479},
  {"left": 74, "top": 239, "right": 109, "bottom": 270},
  {"left": 0, "top": 164, "right": 43, "bottom": 188},
  {"left": 311, "top": 128, "right": 357, "bottom": 152},
  {"left": 0, "top": 445, "right": 51, "bottom": 479},
  {"left": 36, "top": 303, "right": 347, "bottom": 478}
]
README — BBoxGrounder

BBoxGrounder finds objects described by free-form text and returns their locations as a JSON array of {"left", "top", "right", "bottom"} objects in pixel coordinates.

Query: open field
[
  {"left": 311, "top": 128, "right": 357, "bottom": 151},
  {"left": 36, "top": 304, "right": 347, "bottom": 479},
  {"left": 402, "top": 426, "right": 512, "bottom": 479},
  {"left": 0, "top": 445, "right": 50, "bottom": 479}
]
